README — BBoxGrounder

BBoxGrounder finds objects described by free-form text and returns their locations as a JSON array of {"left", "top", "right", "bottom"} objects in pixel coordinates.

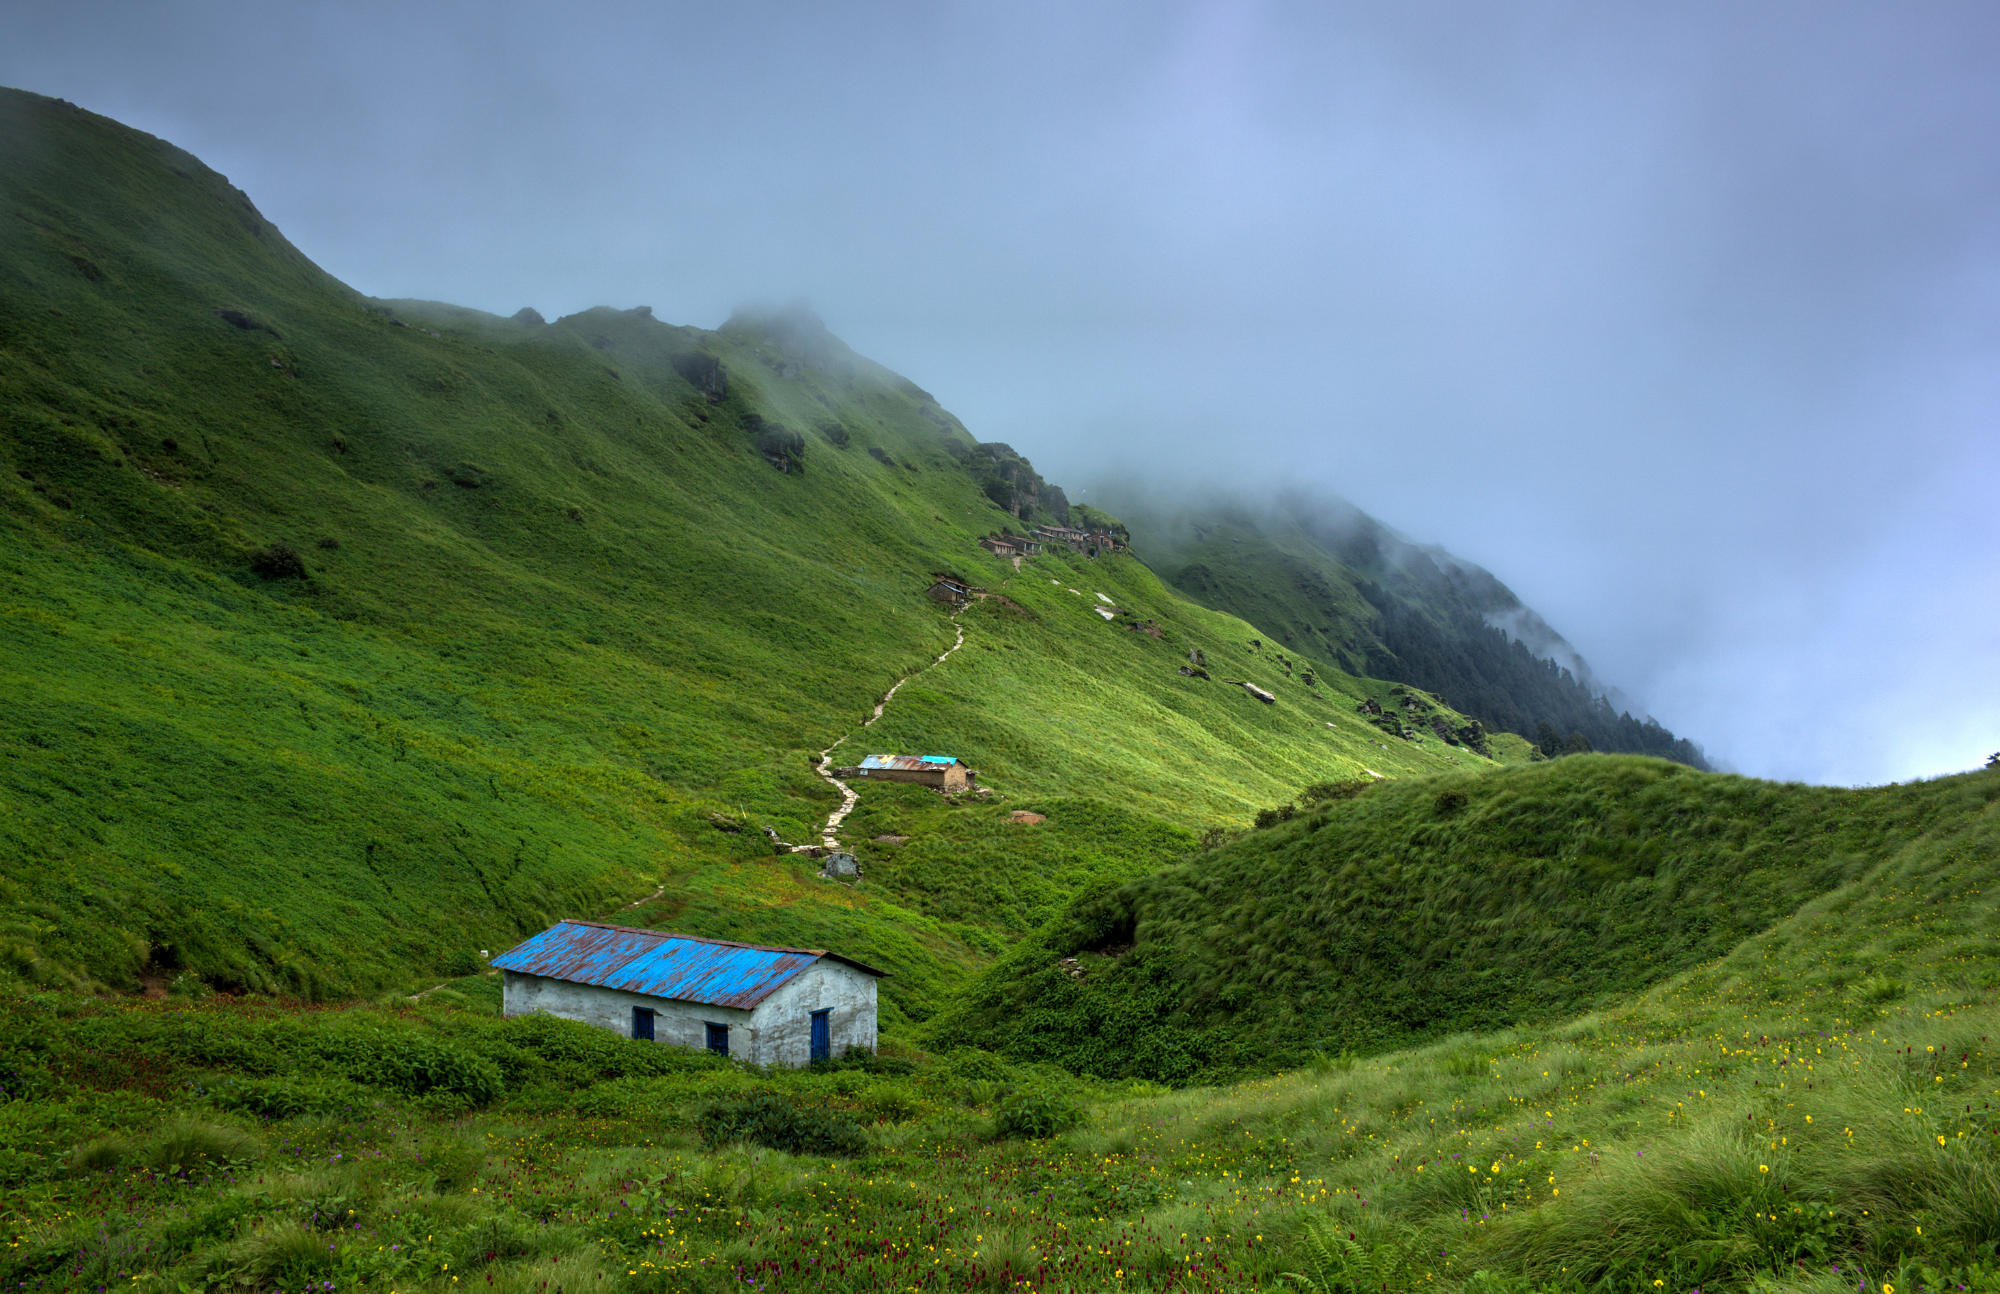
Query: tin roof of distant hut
[
  {"left": 857, "top": 754, "right": 966, "bottom": 772},
  {"left": 490, "top": 920, "right": 887, "bottom": 1009}
]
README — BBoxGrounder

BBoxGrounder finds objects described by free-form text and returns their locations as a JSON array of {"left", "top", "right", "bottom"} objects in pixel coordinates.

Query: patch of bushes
[
  {"left": 206, "top": 1075, "right": 371, "bottom": 1121},
  {"left": 300, "top": 1023, "right": 503, "bottom": 1106},
  {"left": 696, "top": 1091, "right": 867, "bottom": 1157},
  {"left": 857, "top": 1082, "right": 923, "bottom": 1123},
  {"left": 249, "top": 542, "right": 306, "bottom": 579},
  {"left": 993, "top": 1083, "right": 1086, "bottom": 1140}
]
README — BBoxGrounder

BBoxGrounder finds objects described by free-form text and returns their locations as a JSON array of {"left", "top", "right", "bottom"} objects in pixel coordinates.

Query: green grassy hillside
[
  {"left": 1108, "top": 491, "right": 1710, "bottom": 766},
  {"left": 0, "top": 86, "right": 1493, "bottom": 1011},
  {"left": 0, "top": 761, "right": 1994, "bottom": 1294},
  {"left": 932, "top": 757, "right": 2000, "bottom": 1080}
]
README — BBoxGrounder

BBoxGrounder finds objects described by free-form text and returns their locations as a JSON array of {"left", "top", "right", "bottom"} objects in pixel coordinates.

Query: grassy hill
[
  {"left": 931, "top": 756, "right": 2000, "bottom": 1080},
  {"left": 1106, "top": 489, "right": 1710, "bottom": 766},
  {"left": 0, "top": 86, "right": 1499, "bottom": 1013}
]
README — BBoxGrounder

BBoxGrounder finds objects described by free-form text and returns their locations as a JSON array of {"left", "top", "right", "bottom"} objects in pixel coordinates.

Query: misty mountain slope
[
  {"left": 929, "top": 755, "right": 2000, "bottom": 1081},
  {"left": 1108, "top": 491, "right": 1709, "bottom": 767},
  {"left": 0, "top": 86, "right": 1494, "bottom": 1007}
]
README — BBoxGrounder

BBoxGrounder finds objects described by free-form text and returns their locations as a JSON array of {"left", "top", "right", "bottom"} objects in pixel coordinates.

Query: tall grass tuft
[{"left": 136, "top": 1120, "right": 260, "bottom": 1176}]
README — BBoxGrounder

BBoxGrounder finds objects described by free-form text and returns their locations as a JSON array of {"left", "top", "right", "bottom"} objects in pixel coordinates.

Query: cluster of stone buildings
[{"left": 975, "top": 526, "right": 1123, "bottom": 561}]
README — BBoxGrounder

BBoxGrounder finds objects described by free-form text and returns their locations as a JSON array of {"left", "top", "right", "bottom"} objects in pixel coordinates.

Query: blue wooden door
[
  {"left": 632, "top": 1008, "right": 654, "bottom": 1040},
  {"left": 810, "top": 1009, "right": 831, "bottom": 1063}
]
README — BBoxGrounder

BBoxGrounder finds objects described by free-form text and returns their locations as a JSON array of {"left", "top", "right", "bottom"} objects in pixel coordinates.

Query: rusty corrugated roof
[
  {"left": 857, "top": 754, "right": 962, "bottom": 771},
  {"left": 490, "top": 921, "right": 887, "bottom": 1009}
]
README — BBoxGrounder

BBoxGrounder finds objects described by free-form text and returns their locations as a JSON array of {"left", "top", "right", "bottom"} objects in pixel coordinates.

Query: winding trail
[{"left": 811, "top": 617, "right": 966, "bottom": 852}]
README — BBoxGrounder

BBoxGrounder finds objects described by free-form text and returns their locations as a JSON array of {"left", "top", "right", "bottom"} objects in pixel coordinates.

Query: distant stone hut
[
  {"left": 979, "top": 533, "right": 1041, "bottom": 558},
  {"left": 830, "top": 754, "right": 978, "bottom": 791},
  {"left": 492, "top": 921, "right": 886, "bottom": 1066},
  {"left": 925, "top": 577, "right": 970, "bottom": 607}
]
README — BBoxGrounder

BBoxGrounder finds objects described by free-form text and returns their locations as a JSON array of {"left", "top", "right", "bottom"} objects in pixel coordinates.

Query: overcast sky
[{"left": 8, "top": 1, "right": 1997, "bottom": 785}]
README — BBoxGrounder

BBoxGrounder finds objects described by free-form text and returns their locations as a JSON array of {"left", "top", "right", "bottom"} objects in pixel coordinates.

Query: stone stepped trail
[{"left": 812, "top": 616, "right": 967, "bottom": 854}]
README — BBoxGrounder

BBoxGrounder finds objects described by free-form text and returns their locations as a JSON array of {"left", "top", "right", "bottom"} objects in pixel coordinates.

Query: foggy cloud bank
[{"left": 6, "top": 0, "right": 1996, "bottom": 784}]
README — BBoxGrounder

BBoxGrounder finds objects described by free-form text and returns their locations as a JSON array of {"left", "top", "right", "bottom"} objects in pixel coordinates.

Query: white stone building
[{"left": 491, "top": 920, "right": 885, "bottom": 1066}]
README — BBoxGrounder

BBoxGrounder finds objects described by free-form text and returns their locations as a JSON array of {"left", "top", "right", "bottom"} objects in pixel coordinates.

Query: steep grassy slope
[
  {"left": 1109, "top": 490, "right": 1709, "bottom": 766},
  {"left": 0, "top": 87, "right": 1490, "bottom": 1009},
  {"left": 933, "top": 757, "right": 2000, "bottom": 1080}
]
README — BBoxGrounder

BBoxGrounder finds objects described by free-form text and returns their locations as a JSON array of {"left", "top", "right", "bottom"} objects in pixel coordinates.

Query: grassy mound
[{"left": 931, "top": 757, "right": 2000, "bottom": 1080}]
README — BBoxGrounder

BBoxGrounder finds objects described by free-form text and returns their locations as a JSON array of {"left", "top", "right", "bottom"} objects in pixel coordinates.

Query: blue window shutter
[
  {"left": 705, "top": 1022, "right": 729, "bottom": 1055},
  {"left": 632, "top": 1007, "right": 654, "bottom": 1041}
]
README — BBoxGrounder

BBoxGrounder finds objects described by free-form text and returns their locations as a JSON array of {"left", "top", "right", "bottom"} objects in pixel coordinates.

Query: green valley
[{"left": 5, "top": 84, "right": 2000, "bottom": 1294}]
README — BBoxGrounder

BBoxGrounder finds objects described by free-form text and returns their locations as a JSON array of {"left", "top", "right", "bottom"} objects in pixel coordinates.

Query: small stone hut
[
  {"left": 925, "top": 578, "right": 970, "bottom": 607},
  {"left": 492, "top": 921, "right": 886, "bottom": 1066},
  {"left": 830, "top": 753, "right": 977, "bottom": 791},
  {"left": 979, "top": 533, "right": 1042, "bottom": 558}
]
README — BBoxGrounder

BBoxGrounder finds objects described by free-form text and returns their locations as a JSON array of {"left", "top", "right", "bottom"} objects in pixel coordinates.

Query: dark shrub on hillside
[
  {"left": 250, "top": 542, "right": 305, "bottom": 580},
  {"left": 1300, "top": 780, "right": 1372, "bottom": 807},
  {"left": 696, "top": 1091, "right": 867, "bottom": 1157},
  {"left": 817, "top": 420, "right": 850, "bottom": 448},
  {"left": 994, "top": 1084, "right": 1085, "bottom": 1140},
  {"left": 1433, "top": 789, "right": 1469, "bottom": 816},
  {"left": 1253, "top": 803, "right": 1296, "bottom": 829}
]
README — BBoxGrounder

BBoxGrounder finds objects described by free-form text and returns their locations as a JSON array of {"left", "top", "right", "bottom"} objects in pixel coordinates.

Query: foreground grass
[{"left": 4, "top": 771, "right": 1995, "bottom": 1294}]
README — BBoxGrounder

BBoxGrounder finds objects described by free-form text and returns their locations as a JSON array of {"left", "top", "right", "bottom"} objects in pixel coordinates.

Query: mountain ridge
[{"left": 1105, "top": 486, "right": 1709, "bottom": 766}]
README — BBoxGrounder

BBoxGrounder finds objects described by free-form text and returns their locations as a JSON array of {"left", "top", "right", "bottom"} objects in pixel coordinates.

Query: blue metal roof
[
  {"left": 857, "top": 754, "right": 963, "bottom": 770},
  {"left": 490, "top": 921, "right": 887, "bottom": 1009}
]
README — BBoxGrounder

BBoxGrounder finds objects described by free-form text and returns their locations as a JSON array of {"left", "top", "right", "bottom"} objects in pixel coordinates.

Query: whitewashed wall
[{"left": 501, "top": 959, "right": 878, "bottom": 1066}]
